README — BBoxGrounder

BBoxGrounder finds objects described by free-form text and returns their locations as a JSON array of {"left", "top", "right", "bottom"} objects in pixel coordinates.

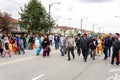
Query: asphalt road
[{"left": 0, "top": 46, "right": 120, "bottom": 80}]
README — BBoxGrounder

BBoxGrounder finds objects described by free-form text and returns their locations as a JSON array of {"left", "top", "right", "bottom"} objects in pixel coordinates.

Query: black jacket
[
  {"left": 75, "top": 36, "right": 82, "bottom": 47},
  {"left": 112, "top": 40, "right": 120, "bottom": 52},
  {"left": 89, "top": 38, "right": 98, "bottom": 50},
  {"left": 81, "top": 37, "right": 89, "bottom": 50},
  {"left": 42, "top": 38, "right": 49, "bottom": 49}
]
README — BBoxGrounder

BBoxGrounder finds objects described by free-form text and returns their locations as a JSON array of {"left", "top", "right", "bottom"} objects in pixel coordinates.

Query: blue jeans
[
  {"left": 55, "top": 41, "right": 59, "bottom": 49},
  {"left": 49, "top": 40, "right": 52, "bottom": 46},
  {"left": 104, "top": 46, "right": 109, "bottom": 60}
]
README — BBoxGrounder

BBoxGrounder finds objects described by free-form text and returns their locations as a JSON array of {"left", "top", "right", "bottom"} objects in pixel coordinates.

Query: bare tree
[{"left": 0, "top": 12, "right": 11, "bottom": 35}]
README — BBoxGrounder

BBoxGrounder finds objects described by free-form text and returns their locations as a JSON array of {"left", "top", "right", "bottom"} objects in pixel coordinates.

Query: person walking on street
[
  {"left": 103, "top": 34, "right": 111, "bottom": 60},
  {"left": 34, "top": 34, "right": 42, "bottom": 56},
  {"left": 59, "top": 34, "right": 67, "bottom": 56},
  {"left": 89, "top": 35, "right": 98, "bottom": 60},
  {"left": 13, "top": 38, "right": 18, "bottom": 54},
  {"left": 54, "top": 34, "right": 60, "bottom": 49},
  {"left": 67, "top": 35, "right": 75, "bottom": 61},
  {"left": 2, "top": 37, "right": 11, "bottom": 57},
  {"left": 0, "top": 36, "right": 3, "bottom": 56},
  {"left": 28, "top": 32, "right": 34, "bottom": 50},
  {"left": 98, "top": 36, "right": 104, "bottom": 54},
  {"left": 18, "top": 36, "right": 25, "bottom": 54},
  {"left": 49, "top": 34, "right": 53, "bottom": 46},
  {"left": 25, "top": 35, "right": 29, "bottom": 49},
  {"left": 108, "top": 35, "right": 112, "bottom": 57},
  {"left": 75, "top": 33, "right": 82, "bottom": 56},
  {"left": 111, "top": 35, "right": 120, "bottom": 65},
  {"left": 81, "top": 33, "right": 89, "bottom": 62},
  {"left": 42, "top": 35, "right": 50, "bottom": 57}
]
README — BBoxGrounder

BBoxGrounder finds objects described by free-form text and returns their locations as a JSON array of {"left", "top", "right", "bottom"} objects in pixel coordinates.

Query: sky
[{"left": 0, "top": 0, "right": 120, "bottom": 33}]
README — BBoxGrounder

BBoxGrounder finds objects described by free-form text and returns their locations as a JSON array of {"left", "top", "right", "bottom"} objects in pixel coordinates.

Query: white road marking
[
  {"left": 32, "top": 74, "right": 45, "bottom": 80},
  {"left": 0, "top": 56, "right": 35, "bottom": 66},
  {"left": 109, "top": 68, "right": 120, "bottom": 72}
]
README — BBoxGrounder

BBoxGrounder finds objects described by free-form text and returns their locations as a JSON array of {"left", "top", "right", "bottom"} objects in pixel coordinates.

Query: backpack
[{"left": 5, "top": 42, "right": 9, "bottom": 50}]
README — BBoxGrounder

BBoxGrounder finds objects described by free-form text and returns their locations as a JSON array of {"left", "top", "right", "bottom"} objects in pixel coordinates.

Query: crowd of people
[
  {"left": 0, "top": 32, "right": 51, "bottom": 58},
  {"left": 0, "top": 32, "right": 120, "bottom": 66},
  {"left": 53, "top": 32, "right": 120, "bottom": 65}
]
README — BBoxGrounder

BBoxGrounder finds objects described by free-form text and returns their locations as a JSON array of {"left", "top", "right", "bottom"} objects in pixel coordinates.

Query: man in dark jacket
[
  {"left": 111, "top": 35, "right": 120, "bottom": 65},
  {"left": 81, "top": 33, "right": 89, "bottom": 62},
  {"left": 75, "top": 34, "right": 82, "bottom": 56},
  {"left": 89, "top": 35, "right": 98, "bottom": 60},
  {"left": 103, "top": 34, "right": 111, "bottom": 60},
  {"left": 54, "top": 34, "right": 60, "bottom": 49}
]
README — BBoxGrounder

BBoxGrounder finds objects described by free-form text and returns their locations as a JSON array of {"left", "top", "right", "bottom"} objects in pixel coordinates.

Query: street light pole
[
  {"left": 81, "top": 19, "right": 83, "bottom": 33},
  {"left": 93, "top": 24, "right": 94, "bottom": 33},
  {"left": 80, "top": 18, "right": 87, "bottom": 33},
  {"left": 48, "top": 2, "right": 61, "bottom": 35},
  {"left": 48, "top": 5, "right": 51, "bottom": 35},
  {"left": 92, "top": 24, "right": 98, "bottom": 33}
]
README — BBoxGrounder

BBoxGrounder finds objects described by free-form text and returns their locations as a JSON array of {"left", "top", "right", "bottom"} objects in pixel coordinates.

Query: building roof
[
  {"left": 53, "top": 26, "right": 78, "bottom": 31},
  {"left": 10, "top": 17, "right": 19, "bottom": 24}
]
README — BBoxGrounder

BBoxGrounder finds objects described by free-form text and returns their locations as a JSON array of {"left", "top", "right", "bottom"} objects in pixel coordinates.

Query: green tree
[{"left": 19, "top": 0, "right": 54, "bottom": 33}]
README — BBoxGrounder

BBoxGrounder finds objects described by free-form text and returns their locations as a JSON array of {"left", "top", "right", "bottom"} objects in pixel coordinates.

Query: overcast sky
[{"left": 0, "top": 0, "right": 120, "bottom": 33}]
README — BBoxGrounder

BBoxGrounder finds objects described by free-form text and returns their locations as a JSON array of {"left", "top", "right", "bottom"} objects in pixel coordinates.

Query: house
[
  {"left": 51, "top": 25, "right": 102, "bottom": 36},
  {"left": 51, "top": 26, "right": 80, "bottom": 35},
  {"left": 6, "top": 17, "right": 26, "bottom": 35}
]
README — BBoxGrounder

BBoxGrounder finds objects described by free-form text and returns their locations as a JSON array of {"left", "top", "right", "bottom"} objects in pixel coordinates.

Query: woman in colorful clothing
[
  {"left": 1, "top": 35, "right": 5, "bottom": 47},
  {"left": 8, "top": 37, "right": 13, "bottom": 52},
  {"left": 18, "top": 36, "right": 25, "bottom": 54},
  {"left": 2, "top": 37, "right": 11, "bottom": 57},
  {"left": 98, "top": 36, "right": 104, "bottom": 54},
  {"left": 25, "top": 35, "right": 29, "bottom": 49},
  {"left": 34, "top": 34, "right": 42, "bottom": 56},
  {"left": 42, "top": 35, "right": 50, "bottom": 57},
  {"left": 13, "top": 39, "right": 18, "bottom": 54}
]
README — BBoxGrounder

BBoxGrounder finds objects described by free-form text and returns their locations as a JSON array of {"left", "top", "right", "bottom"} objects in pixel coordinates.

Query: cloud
[
  {"left": 78, "top": 0, "right": 114, "bottom": 3},
  {"left": 0, "top": 0, "right": 31, "bottom": 19},
  {"left": 67, "top": 6, "right": 74, "bottom": 12}
]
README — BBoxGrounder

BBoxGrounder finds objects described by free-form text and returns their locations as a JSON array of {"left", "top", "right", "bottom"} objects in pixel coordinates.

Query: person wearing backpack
[{"left": 111, "top": 35, "right": 120, "bottom": 65}]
